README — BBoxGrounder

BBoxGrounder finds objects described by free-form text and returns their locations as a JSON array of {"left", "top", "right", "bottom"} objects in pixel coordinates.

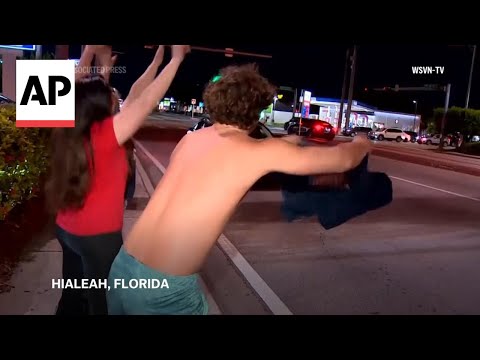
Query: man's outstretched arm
[{"left": 258, "top": 135, "right": 372, "bottom": 176}]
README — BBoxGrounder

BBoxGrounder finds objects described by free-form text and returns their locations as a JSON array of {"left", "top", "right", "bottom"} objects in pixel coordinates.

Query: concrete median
[{"left": 371, "top": 148, "right": 480, "bottom": 177}]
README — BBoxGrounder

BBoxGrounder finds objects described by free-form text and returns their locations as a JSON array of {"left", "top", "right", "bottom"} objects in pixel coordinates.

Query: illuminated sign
[
  {"left": 0, "top": 45, "right": 36, "bottom": 51},
  {"left": 303, "top": 90, "right": 311, "bottom": 103}
]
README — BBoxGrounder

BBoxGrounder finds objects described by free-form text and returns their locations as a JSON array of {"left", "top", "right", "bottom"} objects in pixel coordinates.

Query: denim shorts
[{"left": 107, "top": 246, "right": 208, "bottom": 315}]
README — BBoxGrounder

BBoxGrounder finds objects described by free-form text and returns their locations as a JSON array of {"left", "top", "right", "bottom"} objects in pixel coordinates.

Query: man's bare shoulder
[{"left": 249, "top": 136, "right": 296, "bottom": 151}]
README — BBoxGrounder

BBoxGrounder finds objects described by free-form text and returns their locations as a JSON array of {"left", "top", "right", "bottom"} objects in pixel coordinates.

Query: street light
[{"left": 413, "top": 100, "right": 418, "bottom": 132}]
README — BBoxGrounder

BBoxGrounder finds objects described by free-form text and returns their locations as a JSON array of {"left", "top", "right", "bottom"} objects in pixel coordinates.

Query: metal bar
[
  {"left": 191, "top": 46, "right": 273, "bottom": 59},
  {"left": 145, "top": 45, "right": 272, "bottom": 59}
]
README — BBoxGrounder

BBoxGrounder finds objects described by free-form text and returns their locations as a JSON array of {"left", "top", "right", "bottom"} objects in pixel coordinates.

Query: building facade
[{"left": 270, "top": 96, "right": 421, "bottom": 133}]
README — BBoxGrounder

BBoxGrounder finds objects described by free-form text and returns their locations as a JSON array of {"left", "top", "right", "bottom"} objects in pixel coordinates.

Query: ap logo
[{"left": 16, "top": 60, "right": 76, "bottom": 128}]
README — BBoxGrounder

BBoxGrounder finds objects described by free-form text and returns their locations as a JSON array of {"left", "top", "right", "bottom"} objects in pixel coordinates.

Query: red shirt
[{"left": 56, "top": 117, "right": 128, "bottom": 236}]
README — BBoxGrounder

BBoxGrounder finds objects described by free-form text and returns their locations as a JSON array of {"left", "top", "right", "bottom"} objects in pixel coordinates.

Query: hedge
[
  {"left": 461, "top": 141, "right": 480, "bottom": 155},
  {"left": 431, "top": 106, "right": 480, "bottom": 136},
  {"left": 0, "top": 105, "right": 50, "bottom": 220}
]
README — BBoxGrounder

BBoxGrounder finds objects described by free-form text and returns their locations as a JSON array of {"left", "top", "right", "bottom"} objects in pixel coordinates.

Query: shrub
[
  {"left": 433, "top": 106, "right": 480, "bottom": 136},
  {"left": 0, "top": 105, "right": 50, "bottom": 220},
  {"left": 459, "top": 142, "right": 480, "bottom": 155}
]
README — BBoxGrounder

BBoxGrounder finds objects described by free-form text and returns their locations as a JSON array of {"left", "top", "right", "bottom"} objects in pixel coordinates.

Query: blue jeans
[
  {"left": 107, "top": 246, "right": 208, "bottom": 315},
  {"left": 125, "top": 166, "right": 136, "bottom": 202},
  {"left": 55, "top": 225, "right": 123, "bottom": 315}
]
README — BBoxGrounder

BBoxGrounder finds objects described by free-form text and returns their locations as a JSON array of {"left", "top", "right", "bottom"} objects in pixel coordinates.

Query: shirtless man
[{"left": 106, "top": 64, "right": 372, "bottom": 315}]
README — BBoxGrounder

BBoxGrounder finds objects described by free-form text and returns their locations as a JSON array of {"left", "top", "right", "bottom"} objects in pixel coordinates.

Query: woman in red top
[{"left": 45, "top": 45, "right": 190, "bottom": 315}]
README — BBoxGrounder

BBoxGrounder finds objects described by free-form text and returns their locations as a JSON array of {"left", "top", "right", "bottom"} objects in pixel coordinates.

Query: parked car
[
  {"left": 403, "top": 131, "right": 418, "bottom": 143},
  {"left": 342, "top": 126, "right": 373, "bottom": 137},
  {"left": 286, "top": 118, "right": 336, "bottom": 141},
  {"left": 417, "top": 133, "right": 450, "bottom": 146},
  {"left": 369, "top": 128, "right": 411, "bottom": 142},
  {"left": 284, "top": 119, "right": 294, "bottom": 130}
]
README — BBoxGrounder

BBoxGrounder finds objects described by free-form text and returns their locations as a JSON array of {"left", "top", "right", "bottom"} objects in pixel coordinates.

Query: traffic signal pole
[
  {"left": 337, "top": 48, "right": 350, "bottom": 130},
  {"left": 439, "top": 84, "right": 451, "bottom": 150},
  {"left": 344, "top": 46, "right": 357, "bottom": 130}
]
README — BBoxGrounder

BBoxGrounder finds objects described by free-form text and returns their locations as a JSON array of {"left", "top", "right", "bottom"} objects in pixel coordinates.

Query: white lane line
[
  {"left": 134, "top": 153, "right": 155, "bottom": 196},
  {"left": 134, "top": 142, "right": 221, "bottom": 315},
  {"left": 134, "top": 140, "right": 167, "bottom": 173},
  {"left": 134, "top": 139, "right": 293, "bottom": 315},
  {"left": 217, "top": 235, "right": 292, "bottom": 315},
  {"left": 390, "top": 176, "right": 480, "bottom": 202}
]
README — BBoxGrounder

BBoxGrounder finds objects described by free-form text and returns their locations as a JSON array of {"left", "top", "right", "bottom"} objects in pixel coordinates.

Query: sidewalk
[{"left": 0, "top": 157, "right": 221, "bottom": 315}]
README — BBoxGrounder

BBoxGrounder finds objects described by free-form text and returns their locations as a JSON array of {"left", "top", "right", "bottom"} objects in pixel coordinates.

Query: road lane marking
[
  {"left": 133, "top": 147, "right": 222, "bottom": 315},
  {"left": 134, "top": 153, "right": 156, "bottom": 196},
  {"left": 134, "top": 139, "right": 293, "bottom": 315},
  {"left": 390, "top": 176, "right": 480, "bottom": 202},
  {"left": 135, "top": 140, "right": 167, "bottom": 173}
]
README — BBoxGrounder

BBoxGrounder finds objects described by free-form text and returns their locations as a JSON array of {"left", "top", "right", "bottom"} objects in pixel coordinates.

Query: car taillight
[{"left": 313, "top": 124, "right": 324, "bottom": 132}]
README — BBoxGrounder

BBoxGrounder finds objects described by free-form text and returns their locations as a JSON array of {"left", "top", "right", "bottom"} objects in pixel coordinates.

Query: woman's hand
[
  {"left": 93, "top": 46, "right": 117, "bottom": 82},
  {"left": 171, "top": 45, "right": 191, "bottom": 63}
]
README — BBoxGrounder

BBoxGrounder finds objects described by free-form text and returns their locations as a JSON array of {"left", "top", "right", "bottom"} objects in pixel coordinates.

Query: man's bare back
[{"left": 124, "top": 124, "right": 266, "bottom": 276}]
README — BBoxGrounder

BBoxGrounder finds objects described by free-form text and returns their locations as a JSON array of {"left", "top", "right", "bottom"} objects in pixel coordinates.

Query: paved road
[{"left": 138, "top": 116, "right": 480, "bottom": 315}]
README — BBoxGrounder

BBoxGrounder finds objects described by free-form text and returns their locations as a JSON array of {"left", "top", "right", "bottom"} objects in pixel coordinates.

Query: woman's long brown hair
[{"left": 45, "top": 76, "right": 114, "bottom": 214}]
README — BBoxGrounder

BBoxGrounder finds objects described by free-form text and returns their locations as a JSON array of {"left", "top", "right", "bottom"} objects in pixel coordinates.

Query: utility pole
[
  {"left": 344, "top": 45, "right": 358, "bottom": 129},
  {"left": 439, "top": 84, "right": 451, "bottom": 150},
  {"left": 413, "top": 100, "right": 418, "bottom": 132},
  {"left": 465, "top": 45, "right": 476, "bottom": 109},
  {"left": 35, "top": 45, "right": 42, "bottom": 59},
  {"left": 337, "top": 48, "right": 350, "bottom": 130},
  {"left": 55, "top": 45, "right": 69, "bottom": 60},
  {"left": 292, "top": 87, "right": 298, "bottom": 119}
]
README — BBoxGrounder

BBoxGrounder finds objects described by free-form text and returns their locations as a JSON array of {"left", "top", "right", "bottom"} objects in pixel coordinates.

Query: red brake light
[{"left": 313, "top": 124, "right": 324, "bottom": 132}]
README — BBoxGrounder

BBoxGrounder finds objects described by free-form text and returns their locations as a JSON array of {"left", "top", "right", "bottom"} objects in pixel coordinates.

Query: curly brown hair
[{"left": 203, "top": 64, "right": 276, "bottom": 131}]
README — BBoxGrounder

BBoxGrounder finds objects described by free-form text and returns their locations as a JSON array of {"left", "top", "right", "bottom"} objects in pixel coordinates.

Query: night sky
[{"left": 58, "top": 44, "right": 479, "bottom": 120}]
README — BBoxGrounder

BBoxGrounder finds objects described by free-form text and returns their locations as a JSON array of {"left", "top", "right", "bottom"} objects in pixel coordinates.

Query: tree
[{"left": 432, "top": 106, "right": 480, "bottom": 137}]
